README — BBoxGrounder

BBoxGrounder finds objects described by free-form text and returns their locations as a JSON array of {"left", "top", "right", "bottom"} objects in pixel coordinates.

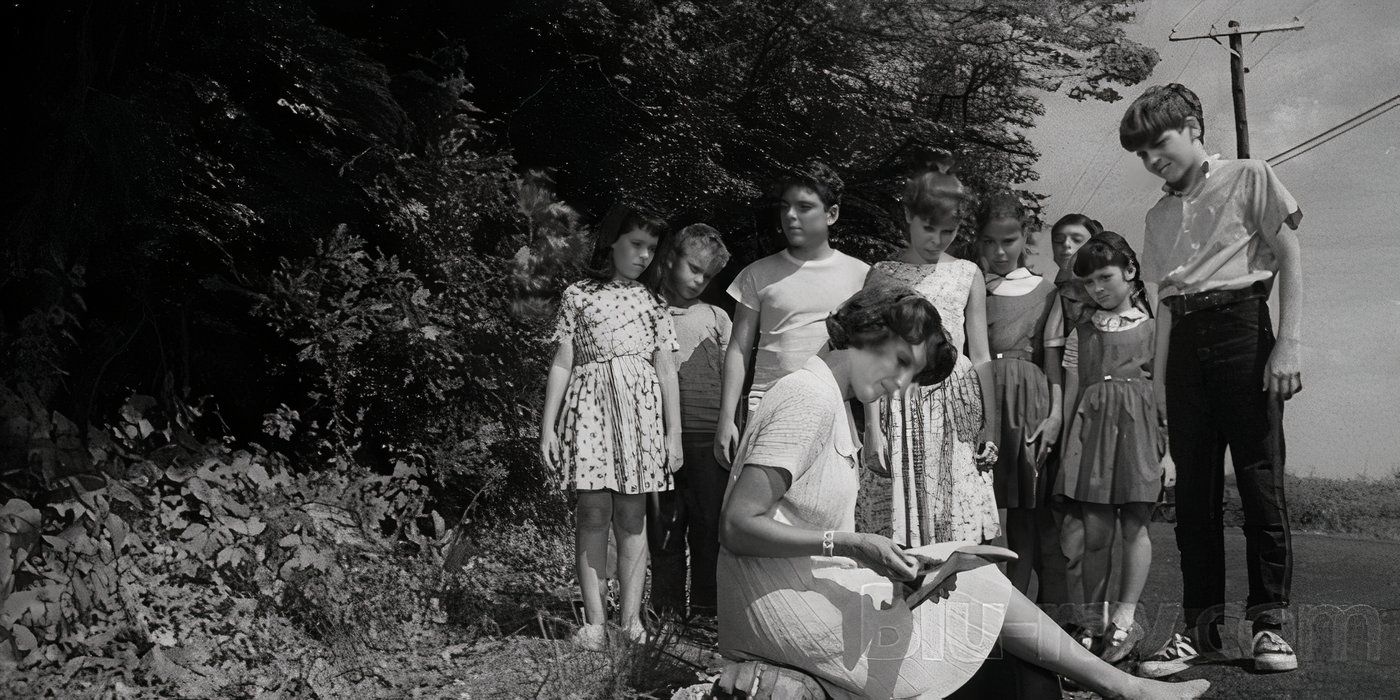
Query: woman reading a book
[{"left": 716, "top": 283, "right": 1207, "bottom": 700}]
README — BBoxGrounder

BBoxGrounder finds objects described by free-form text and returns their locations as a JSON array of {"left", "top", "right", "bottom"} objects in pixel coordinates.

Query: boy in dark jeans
[
  {"left": 1119, "top": 84, "right": 1304, "bottom": 676},
  {"left": 648, "top": 224, "right": 733, "bottom": 620}
]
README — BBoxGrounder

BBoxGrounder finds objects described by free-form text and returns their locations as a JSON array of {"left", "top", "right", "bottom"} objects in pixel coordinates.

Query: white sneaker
[
  {"left": 1137, "top": 632, "right": 1219, "bottom": 678},
  {"left": 1252, "top": 630, "right": 1298, "bottom": 672}
]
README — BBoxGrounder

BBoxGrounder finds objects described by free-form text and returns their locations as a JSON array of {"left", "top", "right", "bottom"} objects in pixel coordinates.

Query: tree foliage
[{"left": 454, "top": 0, "right": 1157, "bottom": 260}]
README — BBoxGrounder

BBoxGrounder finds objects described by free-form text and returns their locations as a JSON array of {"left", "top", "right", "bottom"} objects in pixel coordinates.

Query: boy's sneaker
[
  {"left": 1136, "top": 632, "right": 1220, "bottom": 678},
  {"left": 1252, "top": 630, "right": 1298, "bottom": 672}
]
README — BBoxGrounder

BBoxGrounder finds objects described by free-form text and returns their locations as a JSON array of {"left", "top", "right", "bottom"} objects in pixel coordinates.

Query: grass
[{"left": 1222, "top": 472, "right": 1400, "bottom": 540}]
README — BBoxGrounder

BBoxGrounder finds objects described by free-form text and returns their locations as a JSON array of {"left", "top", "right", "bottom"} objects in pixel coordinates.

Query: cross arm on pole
[{"left": 1169, "top": 18, "right": 1304, "bottom": 42}]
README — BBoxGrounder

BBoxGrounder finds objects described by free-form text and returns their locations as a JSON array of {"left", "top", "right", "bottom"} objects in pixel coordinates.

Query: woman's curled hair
[{"left": 826, "top": 283, "right": 957, "bottom": 386}]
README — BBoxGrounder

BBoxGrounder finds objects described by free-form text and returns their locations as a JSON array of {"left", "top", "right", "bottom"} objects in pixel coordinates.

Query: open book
[{"left": 900, "top": 542, "right": 1018, "bottom": 608}]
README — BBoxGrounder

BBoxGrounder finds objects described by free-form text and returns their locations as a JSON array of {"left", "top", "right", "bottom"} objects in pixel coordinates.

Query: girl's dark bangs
[{"left": 1072, "top": 240, "right": 1122, "bottom": 277}]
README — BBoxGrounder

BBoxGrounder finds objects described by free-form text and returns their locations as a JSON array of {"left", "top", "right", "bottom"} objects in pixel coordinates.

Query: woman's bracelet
[{"left": 822, "top": 530, "right": 835, "bottom": 557}]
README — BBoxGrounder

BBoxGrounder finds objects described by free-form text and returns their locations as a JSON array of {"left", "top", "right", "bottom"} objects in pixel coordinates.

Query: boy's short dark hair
[
  {"left": 1119, "top": 83, "right": 1206, "bottom": 152},
  {"left": 772, "top": 160, "right": 844, "bottom": 209},
  {"left": 667, "top": 223, "right": 731, "bottom": 274}
]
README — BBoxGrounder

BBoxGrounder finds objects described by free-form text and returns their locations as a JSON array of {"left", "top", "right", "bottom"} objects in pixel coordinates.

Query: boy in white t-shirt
[{"left": 713, "top": 162, "right": 870, "bottom": 467}]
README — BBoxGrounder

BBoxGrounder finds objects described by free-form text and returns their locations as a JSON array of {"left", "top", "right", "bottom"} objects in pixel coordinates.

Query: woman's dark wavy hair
[
  {"left": 826, "top": 283, "right": 956, "bottom": 386},
  {"left": 1071, "top": 231, "right": 1152, "bottom": 319},
  {"left": 589, "top": 202, "right": 670, "bottom": 282}
]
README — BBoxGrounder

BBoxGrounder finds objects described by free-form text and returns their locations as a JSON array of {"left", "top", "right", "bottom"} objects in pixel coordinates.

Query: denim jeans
[
  {"left": 647, "top": 433, "right": 727, "bottom": 616},
  {"left": 1166, "top": 297, "right": 1292, "bottom": 640}
]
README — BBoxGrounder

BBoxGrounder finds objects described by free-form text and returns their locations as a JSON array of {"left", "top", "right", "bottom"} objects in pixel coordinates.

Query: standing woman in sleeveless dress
[{"left": 855, "top": 153, "right": 1000, "bottom": 546}]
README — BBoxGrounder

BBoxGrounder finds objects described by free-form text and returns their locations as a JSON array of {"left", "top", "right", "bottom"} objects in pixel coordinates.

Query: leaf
[
  {"left": 185, "top": 477, "right": 213, "bottom": 504},
  {"left": 10, "top": 624, "right": 37, "bottom": 650},
  {"left": 215, "top": 546, "right": 245, "bottom": 568},
  {"left": 105, "top": 481, "right": 143, "bottom": 507},
  {"left": 0, "top": 499, "right": 41, "bottom": 536},
  {"left": 166, "top": 464, "right": 196, "bottom": 483},
  {"left": 246, "top": 463, "right": 273, "bottom": 488},
  {"left": 105, "top": 512, "right": 129, "bottom": 551},
  {"left": 222, "top": 515, "right": 265, "bottom": 536},
  {"left": 277, "top": 533, "right": 301, "bottom": 548}
]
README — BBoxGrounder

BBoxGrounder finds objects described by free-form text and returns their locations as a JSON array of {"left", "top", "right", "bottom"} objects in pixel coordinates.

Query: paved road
[{"left": 1117, "top": 523, "right": 1400, "bottom": 699}]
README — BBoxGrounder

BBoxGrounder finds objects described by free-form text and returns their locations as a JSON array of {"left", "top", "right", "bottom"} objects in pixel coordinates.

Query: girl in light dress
[
  {"left": 539, "top": 204, "right": 683, "bottom": 649},
  {"left": 855, "top": 154, "right": 1000, "bottom": 547},
  {"left": 1056, "top": 232, "right": 1169, "bottom": 664},
  {"left": 976, "top": 192, "right": 1059, "bottom": 595}
]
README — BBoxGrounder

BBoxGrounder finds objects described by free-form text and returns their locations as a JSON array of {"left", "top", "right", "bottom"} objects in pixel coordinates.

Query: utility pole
[{"left": 1169, "top": 17, "right": 1305, "bottom": 158}]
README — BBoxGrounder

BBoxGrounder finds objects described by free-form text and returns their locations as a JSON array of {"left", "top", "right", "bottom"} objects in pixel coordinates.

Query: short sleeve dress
[
  {"left": 717, "top": 356, "right": 1011, "bottom": 700},
  {"left": 855, "top": 259, "right": 1000, "bottom": 545},
  {"left": 984, "top": 272, "right": 1058, "bottom": 509},
  {"left": 551, "top": 279, "right": 679, "bottom": 494},
  {"left": 1056, "top": 307, "right": 1165, "bottom": 505}
]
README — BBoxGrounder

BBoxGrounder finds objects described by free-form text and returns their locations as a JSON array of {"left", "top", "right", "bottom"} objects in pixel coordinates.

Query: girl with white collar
[
  {"left": 1055, "top": 231, "right": 1169, "bottom": 663},
  {"left": 977, "top": 192, "right": 1059, "bottom": 595}
]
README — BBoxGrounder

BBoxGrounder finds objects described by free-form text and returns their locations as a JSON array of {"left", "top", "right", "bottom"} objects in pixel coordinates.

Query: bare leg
[
  {"left": 1080, "top": 503, "right": 1116, "bottom": 629},
  {"left": 612, "top": 492, "right": 649, "bottom": 630},
  {"left": 999, "top": 586, "right": 1210, "bottom": 699},
  {"left": 1114, "top": 503, "right": 1154, "bottom": 628},
  {"left": 1058, "top": 500, "right": 1088, "bottom": 623},
  {"left": 576, "top": 490, "right": 613, "bottom": 625},
  {"left": 1005, "top": 506, "right": 1039, "bottom": 595}
]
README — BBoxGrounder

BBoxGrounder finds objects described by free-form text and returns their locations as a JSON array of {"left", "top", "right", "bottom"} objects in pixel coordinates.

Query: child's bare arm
[
  {"left": 540, "top": 342, "right": 574, "bottom": 471},
  {"left": 964, "top": 282, "right": 999, "bottom": 453},
  {"left": 1267, "top": 228, "right": 1304, "bottom": 400},
  {"left": 716, "top": 304, "right": 759, "bottom": 467},
  {"left": 1032, "top": 348, "right": 1063, "bottom": 466},
  {"left": 653, "top": 348, "right": 684, "bottom": 472},
  {"left": 1153, "top": 301, "right": 1172, "bottom": 424}
]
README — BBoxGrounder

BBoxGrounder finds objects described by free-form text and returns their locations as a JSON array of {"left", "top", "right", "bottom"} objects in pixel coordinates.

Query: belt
[
  {"left": 1162, "top": 282, "right": 1267, "bottom": 316},
  {"left": 576, "top": 351, "right": 651, "bottom": 365},
  {"left": 993, "top": 349, "right": 1034, "bottom": 361}
]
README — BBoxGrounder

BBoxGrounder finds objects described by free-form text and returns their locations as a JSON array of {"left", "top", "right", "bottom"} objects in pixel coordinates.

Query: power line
[
  {"left": 1248, "top": 0, "right": 1321, "bottom": 69},
  {"left": 1171, "top": 0, "right": 1211, "bottom": 33},
  {"left": 1081, "top": 0, "right": 1245, "bottom": 211},
  {"left": 1267, "top": 94, "right": 1400, "bottom": 167}
]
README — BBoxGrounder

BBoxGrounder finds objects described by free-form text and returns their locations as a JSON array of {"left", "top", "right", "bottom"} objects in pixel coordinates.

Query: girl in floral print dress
[
  {"left": 856, "top": 154, "right": 1001, "bottom": 547},
  {"left": 539, "top": 204, "right": 682, "bottom": 650}
]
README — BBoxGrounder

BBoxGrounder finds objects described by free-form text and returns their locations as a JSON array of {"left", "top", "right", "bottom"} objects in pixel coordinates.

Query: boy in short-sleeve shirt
[
  {"left": 1122, "top": 84, "right": 1305, "bottom": 677},
  {"left": 648, "top": 224, "right": 734, "bottom": 618},
  {"left": 714, "top": 162, "right": 869, "bottom": 469}
]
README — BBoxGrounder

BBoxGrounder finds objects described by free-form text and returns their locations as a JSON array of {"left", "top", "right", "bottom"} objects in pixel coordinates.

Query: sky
[{"left": 1027, "top": 0, "right": 1400, "bottom": 479}]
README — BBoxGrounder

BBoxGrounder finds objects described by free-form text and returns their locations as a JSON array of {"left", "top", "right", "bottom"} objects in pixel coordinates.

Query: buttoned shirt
[{"left": 1142, "top": 155, "right": 1303, "bottom": 298}]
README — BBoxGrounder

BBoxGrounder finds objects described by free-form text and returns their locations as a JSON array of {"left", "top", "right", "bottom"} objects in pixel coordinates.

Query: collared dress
[
  {"left": 717, "top": 356, "right": 1010, "bottom": 700},
  {"left": 551, "top": 278, "right": 678, "bottom": 494},
  {"left": 1056, "top": 307, "right": 1165, "bottom": 505},
  {"left": 984, "top": 268, "right": 1057, "bottom": 509}
]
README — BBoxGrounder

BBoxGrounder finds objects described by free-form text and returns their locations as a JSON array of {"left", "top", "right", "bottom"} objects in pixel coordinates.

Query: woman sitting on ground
[{"left": 717, "top": 283, "right": 1208, "bottom": 699}]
